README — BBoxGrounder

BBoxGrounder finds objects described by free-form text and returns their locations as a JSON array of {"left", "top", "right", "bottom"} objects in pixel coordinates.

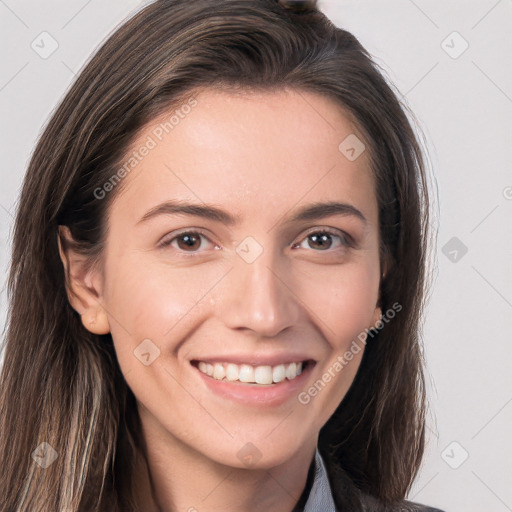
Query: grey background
[{"left": 1, "top": 1, "right": 511, "bottom": 511}]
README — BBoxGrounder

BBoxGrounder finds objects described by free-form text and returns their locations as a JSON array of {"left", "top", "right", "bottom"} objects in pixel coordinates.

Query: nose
[{"left": 219, "top": 244, "right": 301, "bottom": 338}]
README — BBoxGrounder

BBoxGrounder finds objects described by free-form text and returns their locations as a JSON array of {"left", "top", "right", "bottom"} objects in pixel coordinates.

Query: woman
[{"left": 0, "top": 0, "right": 443, "bottom": 510}]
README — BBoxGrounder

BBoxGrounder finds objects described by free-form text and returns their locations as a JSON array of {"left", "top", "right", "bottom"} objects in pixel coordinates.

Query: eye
[
  {"left": 158, "top": 230, "right": 220, "bottom": 254},
  {"left": 158, "top": 227, "right": 353, "bottom": 255},
  {"left": 292, "top": 228, "right": 353, "bottom": 251}
]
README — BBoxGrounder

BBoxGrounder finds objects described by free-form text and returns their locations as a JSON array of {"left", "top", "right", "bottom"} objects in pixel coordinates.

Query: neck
[{"left": 133, "top": 406, "right": 317, "bottom": 512}]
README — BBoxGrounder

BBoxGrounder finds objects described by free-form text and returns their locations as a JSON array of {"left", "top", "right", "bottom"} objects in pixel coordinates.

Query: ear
[
  {"left": 57, "top": 225, "right": 110, "bottom": 335},
  {"left": 370, "top": 304, "right": 382, "bottom": 329},
  {"left": 371, "top": 252, "right": 391, "bottom": 326}
]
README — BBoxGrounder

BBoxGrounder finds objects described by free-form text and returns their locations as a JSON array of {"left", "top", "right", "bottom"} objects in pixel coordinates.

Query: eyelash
[{"left": 157, "top": 227, "right": 354, "bottom": 255}]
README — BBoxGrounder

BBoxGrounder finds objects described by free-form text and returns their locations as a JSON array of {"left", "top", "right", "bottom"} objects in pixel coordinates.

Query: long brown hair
[{"left": 0, "top": 0, "right": 433, "bottom": 510}]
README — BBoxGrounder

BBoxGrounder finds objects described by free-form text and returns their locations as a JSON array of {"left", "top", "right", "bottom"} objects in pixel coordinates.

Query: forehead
[{"left": 110, "top": 87, "right": 377, "bottom": 227}]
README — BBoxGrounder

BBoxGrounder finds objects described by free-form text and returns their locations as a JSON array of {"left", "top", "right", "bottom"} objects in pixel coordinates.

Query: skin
[{"left": 59, "top": 88, "right": 382, "bottom": 512}]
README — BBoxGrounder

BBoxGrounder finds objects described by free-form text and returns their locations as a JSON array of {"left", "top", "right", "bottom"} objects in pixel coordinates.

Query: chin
[{"left": 202, "top": 433, "right": 313, "bottom": 471}]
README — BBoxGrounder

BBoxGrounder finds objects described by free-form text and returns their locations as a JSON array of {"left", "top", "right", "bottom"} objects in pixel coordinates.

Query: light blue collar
[{"left": 303, "top": 448, "right": 337, "bottom": 512}]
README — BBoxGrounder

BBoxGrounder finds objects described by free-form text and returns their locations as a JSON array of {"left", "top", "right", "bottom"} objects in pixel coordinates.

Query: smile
[{"left": 196, "top": 361, "right": 305, "bottom": 385}]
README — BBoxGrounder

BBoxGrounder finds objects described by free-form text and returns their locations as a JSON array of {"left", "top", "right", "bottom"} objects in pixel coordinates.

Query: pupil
[
  {"left": 179, "top": 234, "right": 199, "bottom": 250},
  {"left": 310, "top": 233, "right": 331, "bottom": 250}
]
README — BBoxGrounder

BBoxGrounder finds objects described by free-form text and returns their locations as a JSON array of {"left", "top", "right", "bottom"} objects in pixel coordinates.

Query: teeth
[
  {"left": 225, "top": 363, "right": 239, "bottom": 381},
  {"left": 272, "top": 364, "right": 286, "bottom": 383},
  {"left": 197, "top": 361, "right": 304, "bottom": 384},
  {"left": 285, "top": 362, "right": 297, "bottom": 380},
  {"left": 254, "top": 365, "right": 272, "bottom": 385},
  {"left": 213, "top": 363, "right": 225, "bottom": 380},
  {"left": 239, "top": 364, "right": 254, "bottom": 383}
]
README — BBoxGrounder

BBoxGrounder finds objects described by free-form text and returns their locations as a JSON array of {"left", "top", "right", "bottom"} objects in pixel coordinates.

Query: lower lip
[{"left": 192, "top": 362, "right": 315, "bottom": 407}]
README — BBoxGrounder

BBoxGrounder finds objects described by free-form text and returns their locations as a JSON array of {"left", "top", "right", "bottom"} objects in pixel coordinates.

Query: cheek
[
  {"left": 102, "top": 256, "right": 228, "bottom": 414},
  {"left": 297, "top": 259, "right": 380, "bottom": 348},
  {"left": 295, "top": 260, "right": 379, "bottom": 423},
  {"left": 103, "top": 253, "right": 227, "bottom": 352}
]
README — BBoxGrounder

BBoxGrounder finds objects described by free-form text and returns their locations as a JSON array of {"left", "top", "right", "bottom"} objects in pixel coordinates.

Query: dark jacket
[
  {"left": 330, "top": 462, "right": 444, "bottom": 511},
  {"left": 294, "top": 448, "right": 445, "bottom": 512}
]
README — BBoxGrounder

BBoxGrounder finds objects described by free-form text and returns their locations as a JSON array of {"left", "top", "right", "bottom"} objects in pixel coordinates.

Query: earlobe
[
  {"left": 372, "top": 257, "right": 388, "bottom": 328},
  {"left": 371, "top": 306, "right": 382, "bottom": 329},
  {"left": 57, "top": 225, "right": 111, "bottom": 335},
  {"left": 80, "top": 304, "right": 111, "bottom": 335}
]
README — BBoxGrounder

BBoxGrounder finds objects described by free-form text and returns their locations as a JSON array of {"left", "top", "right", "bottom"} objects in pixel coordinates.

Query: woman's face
[{"left": 92, "top": 88, "right": 381, "bottom": 468}]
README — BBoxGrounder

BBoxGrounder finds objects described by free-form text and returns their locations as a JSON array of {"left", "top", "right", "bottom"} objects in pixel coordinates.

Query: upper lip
[{"left": 190, "top": 353, "right": 316, "bottom": 367}]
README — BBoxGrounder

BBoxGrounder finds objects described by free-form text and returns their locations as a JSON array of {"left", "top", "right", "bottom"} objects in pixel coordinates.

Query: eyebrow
[{"left": 137, "top": 199, "right": 368, "bottom": 227}]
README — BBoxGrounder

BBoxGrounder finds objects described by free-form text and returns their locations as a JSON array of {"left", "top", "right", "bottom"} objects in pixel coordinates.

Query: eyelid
[
  {"left": 157, "top": 228, "right": 218, "bottom": 251},
  {"left": 294, "top": 226, "right": 354, "bottom": 248},
  {"left": 157, "top": 225, "right": 355, "bottom": 254}
]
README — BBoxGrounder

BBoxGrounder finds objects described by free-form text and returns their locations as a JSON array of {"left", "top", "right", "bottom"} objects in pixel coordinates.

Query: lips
[
  {"left": 192, "top": 356, "right": 316, "bottom": 407},
  {"left": 195, "top": 360, "right": 305, "bottom": 385}
]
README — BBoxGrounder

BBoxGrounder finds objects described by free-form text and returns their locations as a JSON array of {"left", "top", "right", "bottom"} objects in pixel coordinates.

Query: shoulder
[
  {"left": 359, "top": 492, "right": 446, "bottom": 511},
  {"left": 324, "top": 455, "right": 445, "bottom": 512}
]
